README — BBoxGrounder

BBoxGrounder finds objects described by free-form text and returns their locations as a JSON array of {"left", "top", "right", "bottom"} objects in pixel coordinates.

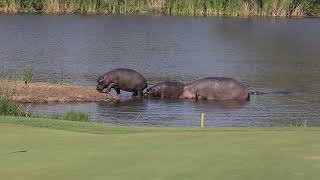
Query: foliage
[
  {"left": 0, "top": 97, "right": 31, "bottom": 116},
  {"left": 49, "top": 111, "right": 91, "bottom": 122},
  {"left": 0, "top": 0, "right": 319, "bottom": 17},
  {"left": 21, "top": 65, "right": 34, "bottom": 83}
]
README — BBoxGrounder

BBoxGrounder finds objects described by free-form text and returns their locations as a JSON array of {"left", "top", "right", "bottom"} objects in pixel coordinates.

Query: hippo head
[
  {"left": 96, "top": 75, "right": 112, "bottom": 92},
  {"left": 180, "top": 86, "right": 197, "bottom": 99},
  {"left": 143, "top": 87, "right": 159, "bottom": 98}
]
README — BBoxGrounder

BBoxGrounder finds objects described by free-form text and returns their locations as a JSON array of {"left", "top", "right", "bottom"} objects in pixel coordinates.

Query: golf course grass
[{"left": 1, "top": 116, "right": 320, "bottom": 180}]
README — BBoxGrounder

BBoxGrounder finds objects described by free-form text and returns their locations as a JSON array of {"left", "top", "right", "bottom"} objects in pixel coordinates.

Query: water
[{"left": 1, "top": 14, "right": 320, "bottom": 127}]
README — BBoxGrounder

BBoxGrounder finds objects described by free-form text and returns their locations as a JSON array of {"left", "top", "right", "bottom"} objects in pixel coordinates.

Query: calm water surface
[{"left": 1, "top": 15, "right": 319, "bottom": 127}]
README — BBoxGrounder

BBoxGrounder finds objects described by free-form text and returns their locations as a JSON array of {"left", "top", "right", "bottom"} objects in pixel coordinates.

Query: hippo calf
[
  {"left": 180, "top": 77, "right": 250, "bottom": 101},
  {"left": 96, "top": 68, "right": 147, "bottom": 99},
  {"left": 144, "top": 81, "right": 185, "bottom": 99}
]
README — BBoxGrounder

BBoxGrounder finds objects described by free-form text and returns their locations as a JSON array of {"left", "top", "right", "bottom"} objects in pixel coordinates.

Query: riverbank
[
  {"left": 1, "top": 116, "right": 320, "bottom": 180},
  {"left": 0, "top": 0, "right": 319, "bottom": 17},
  {"left": 0, "top": 80, "right": 116, "bottom": 103}
]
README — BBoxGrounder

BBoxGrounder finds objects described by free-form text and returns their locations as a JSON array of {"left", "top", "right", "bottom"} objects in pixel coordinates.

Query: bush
[{"left": 0, "top": 97, "right": 30, "bottom": 117}]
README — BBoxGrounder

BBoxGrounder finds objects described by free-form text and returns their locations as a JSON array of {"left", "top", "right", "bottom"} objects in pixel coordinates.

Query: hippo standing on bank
[
  {"left": 96, "top": 68, "right": 147, "bottom": 98},
  {"left": 180, "top": 77, "right": 250, "bottom": 101},
  {"left": 144, "top": 81, "right": 185, "bottom": 99}
]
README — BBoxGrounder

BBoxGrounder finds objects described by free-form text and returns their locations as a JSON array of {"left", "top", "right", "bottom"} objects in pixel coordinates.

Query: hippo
[
  {"left": 96, "top": 68, "right": 147, "bottom": 98},
  {"left": 144, "top": 81, "right": 185, "bottom": 99},
  {"left": 180, "top": 77, "right": 250, "bottom": 101}
]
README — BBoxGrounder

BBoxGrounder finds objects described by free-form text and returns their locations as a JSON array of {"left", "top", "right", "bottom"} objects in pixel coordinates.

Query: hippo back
[
  {"left": 189, "top": 77, "right": 249, "bottom": 101},
  {"left": 112, "top": 68, "right": 147, "bottom": 92}
]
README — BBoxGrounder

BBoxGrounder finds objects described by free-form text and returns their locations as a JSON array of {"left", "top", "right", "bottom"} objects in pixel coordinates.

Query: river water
[{"left": 1, "top": 15, "right": 319, "bottom": 127}]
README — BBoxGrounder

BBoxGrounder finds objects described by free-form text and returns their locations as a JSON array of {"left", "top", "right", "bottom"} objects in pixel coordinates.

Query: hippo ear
[{"left": 98, "top": 76, "right": 105, "bottom": 83}]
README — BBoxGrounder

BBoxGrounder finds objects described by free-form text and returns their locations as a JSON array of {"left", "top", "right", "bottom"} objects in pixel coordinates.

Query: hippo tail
[
  {"left": 246, "top": 93, "right": 250, "bottom": 101},
  {"left": 247, "top": 91, "right": 266, "bottom": 100}
]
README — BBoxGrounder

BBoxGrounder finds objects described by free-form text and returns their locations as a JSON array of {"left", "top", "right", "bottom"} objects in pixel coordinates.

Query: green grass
[
  {"left": 0, "top": 0, "right": 319, "bottom": 17},
  {"left": 21, "top": 65, "right": 34, "bottom": 83},
  {"left": 1, "top": 116, "right": 320, "bottom": 180},
  {"left": 0, "top": 98, "right": 30, "bottom": 117},
  {"left": 48, "top": 110, "right": 91, "bottom": 122}
]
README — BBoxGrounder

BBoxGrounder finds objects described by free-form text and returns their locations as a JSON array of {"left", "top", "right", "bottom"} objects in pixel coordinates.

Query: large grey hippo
[
  {"left": 180, "top": 77, "right": 250, "bottom": 101},
  {"left": 96, "top": 68, "right": 147, "bottom": 98},
  {"left": 144, "top": 81, "right": 185, "bottom": 99}
]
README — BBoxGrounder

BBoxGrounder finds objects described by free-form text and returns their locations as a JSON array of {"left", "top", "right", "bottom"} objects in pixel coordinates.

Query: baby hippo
[
  {"left": 180, "top": 77, "right": 250, "bottom": 101},
  {"left": 144, "top": 81, "right": 185, "bottom": 99}
]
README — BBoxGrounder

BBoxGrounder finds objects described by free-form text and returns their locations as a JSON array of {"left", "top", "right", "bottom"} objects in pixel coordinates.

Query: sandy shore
[{"left": 0, "top": 80, "right": 117, "bottom": 103}]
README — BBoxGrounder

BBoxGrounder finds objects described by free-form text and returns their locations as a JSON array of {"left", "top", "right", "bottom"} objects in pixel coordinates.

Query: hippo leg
[
  {"left": 137, "top": 90, "right": 143, "bottom": 99},
  {"left": 107, "top": 83, "right": 117, "bottom": 92},
  {"left": 132, "top": 90, "right": 143, "bottom": 99},
  {"left": 115, "top": 87, "right": 121, "bottom": 95},
  {"left": 132, "top": 91, "right": 138, "bottom": 98}
]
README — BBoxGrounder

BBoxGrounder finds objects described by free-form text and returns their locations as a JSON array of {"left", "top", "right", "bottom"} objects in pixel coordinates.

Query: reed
[
  {"left": 0, "top": 1, "right": 319, "bottom": 17},
  {"left": 0, "top": 81, "right": 31, "bottom": 117}
]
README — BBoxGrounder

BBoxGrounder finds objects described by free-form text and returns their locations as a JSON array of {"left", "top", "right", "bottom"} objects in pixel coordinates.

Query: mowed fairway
[{"left": 1, "top": 118, "right": 320, "bottom": 180}]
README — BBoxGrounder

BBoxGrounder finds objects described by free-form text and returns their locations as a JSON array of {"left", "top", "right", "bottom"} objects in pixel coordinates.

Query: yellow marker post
[{"left": 200, "top": 113, "right": 204, "bottom": 128}]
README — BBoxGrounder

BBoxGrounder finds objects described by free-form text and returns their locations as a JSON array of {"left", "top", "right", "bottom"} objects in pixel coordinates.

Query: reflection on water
[{"left": 1, "top": 15, "right": 320, "bottom": 127}]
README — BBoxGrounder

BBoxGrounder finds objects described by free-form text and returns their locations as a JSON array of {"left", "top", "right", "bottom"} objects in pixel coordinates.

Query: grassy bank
[
  {"left": 0, "top": 0, "right": 319, "bottom": 17},
  {"left": 1, "top": 116, "right": 320, "bottom": 180}
]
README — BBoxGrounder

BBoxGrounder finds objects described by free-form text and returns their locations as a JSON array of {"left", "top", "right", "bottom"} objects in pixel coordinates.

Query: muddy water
[{"left": 1, "top": 15, "right": 319, "bottom": 127}]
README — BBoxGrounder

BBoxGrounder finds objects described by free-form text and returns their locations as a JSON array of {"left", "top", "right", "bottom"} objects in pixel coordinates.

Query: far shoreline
[
  {"left": 0, "top": 11, "right": 318, "bottom": 18},
  {"left": 1, "top": 12, "right": 318, "bottom": 21},
  {"left": 1, "top": 0, "right": 319, "bottom": 18}
]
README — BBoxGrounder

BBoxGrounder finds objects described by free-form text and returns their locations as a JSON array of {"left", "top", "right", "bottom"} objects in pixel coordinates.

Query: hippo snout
[
  {"left": 96, "top": 85, "right": 105, "bottom": 92},
  {"left": 143, "top": 91, "right": 150, "bottom": 98}
]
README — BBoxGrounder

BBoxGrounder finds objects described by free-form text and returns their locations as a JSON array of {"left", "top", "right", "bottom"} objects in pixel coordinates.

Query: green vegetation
[
  {"left": 0, "top": 97, "right": 31, "bottom": 116},
  {"left": 0, "top": 95, "right": 91, "bottom": 121},
  {"left": 0, "top": 0, "right": 319, "bottom": 17},
  {"left": 0, "top": 65, "right": 34, "bottom": 82},
  {"left": 1, "top": 116, "right": 320, "bottom": 180},
  {"left": 21, "top": 65, "right": 34, "bottom": 83},
  {"left": 0, "top": 73, "right": 30, "bottom": 116},
  {"left": 49, "top": 110, "right": 91, "bottom": 122}
]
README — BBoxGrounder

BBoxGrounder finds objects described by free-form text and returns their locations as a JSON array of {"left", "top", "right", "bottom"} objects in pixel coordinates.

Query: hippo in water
[
  {"left": 180, "top": 77, "right": 250, "bottom": 101},
  {"left": 96, "top": 68, "right": 147, "bottom": 99},
  {"left": 144, "top": 81, "right": 185, "bottom": 99}
]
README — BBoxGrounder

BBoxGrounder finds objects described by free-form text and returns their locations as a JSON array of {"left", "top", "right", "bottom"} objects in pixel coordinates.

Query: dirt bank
[{"left": 0, "top": 80, "right": 117, "bottom": 103}]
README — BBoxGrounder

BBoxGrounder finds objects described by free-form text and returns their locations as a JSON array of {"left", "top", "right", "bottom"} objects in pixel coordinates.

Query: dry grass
[
  {"left": 0, "top": 0, "right": 318, "bottom": 17},
  {"left": 0, "top": 80, "right": 117, "bottom": 103}
]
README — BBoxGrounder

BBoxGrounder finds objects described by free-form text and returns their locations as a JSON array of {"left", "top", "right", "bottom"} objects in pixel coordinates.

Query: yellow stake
[{"left": 200, "top": 113, "right": 204, "bottom": 128}]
